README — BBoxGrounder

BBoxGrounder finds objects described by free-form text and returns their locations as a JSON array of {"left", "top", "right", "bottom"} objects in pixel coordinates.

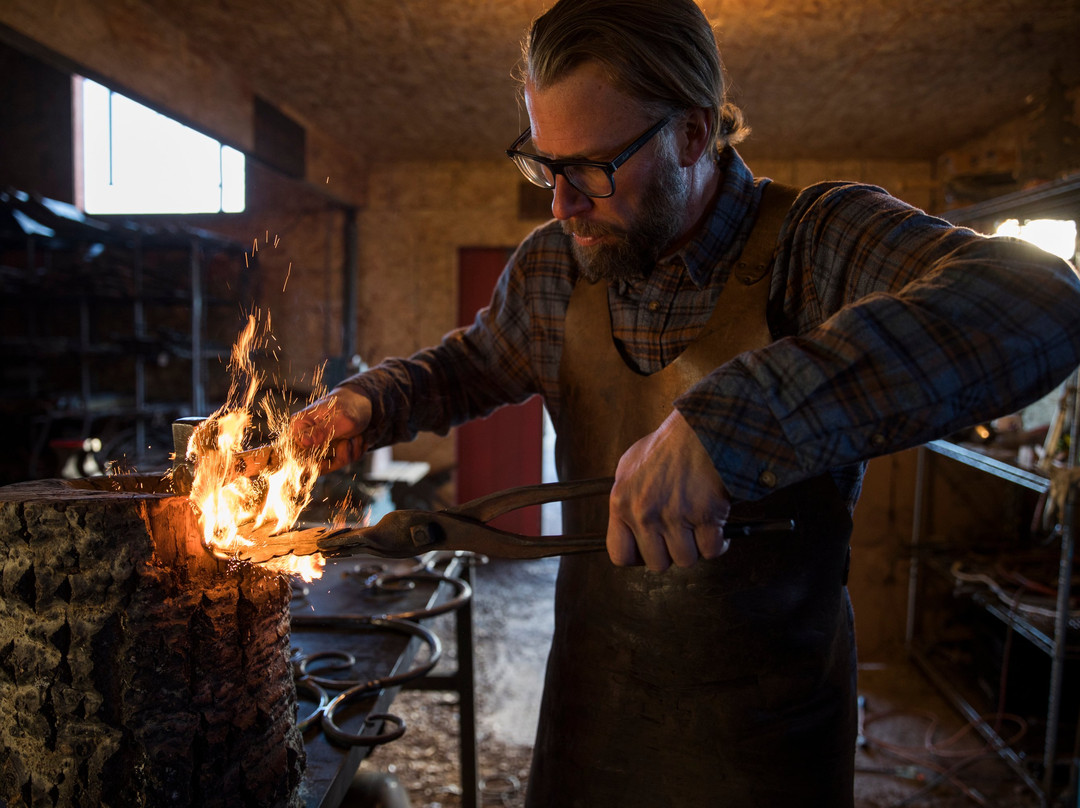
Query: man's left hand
[{"left": 607, "top": 410, "right": 732, "bottom": 572}]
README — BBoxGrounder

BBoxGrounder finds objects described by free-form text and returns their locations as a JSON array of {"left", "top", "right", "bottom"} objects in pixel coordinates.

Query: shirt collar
[{"left": 665, "top": 148, "right": 762, "bottom": 289}]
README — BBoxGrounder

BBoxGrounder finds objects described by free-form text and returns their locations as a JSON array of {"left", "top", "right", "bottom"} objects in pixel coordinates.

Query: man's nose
[{"left": 551, "top": 176, "right": 593, "bottom": 221}]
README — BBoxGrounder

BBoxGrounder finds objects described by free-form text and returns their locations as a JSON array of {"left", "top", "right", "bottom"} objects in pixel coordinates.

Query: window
[
  {"left": 995, "top": 218, "right": 1077, "bottom": 264},
  {"left": 78, "top": 77, "right": 245, "bottom": 214}
]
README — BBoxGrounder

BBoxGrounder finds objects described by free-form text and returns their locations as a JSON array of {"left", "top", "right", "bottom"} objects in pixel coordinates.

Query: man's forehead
[{"left": 524, "top": 65, "right": 651, "bottom": 158}]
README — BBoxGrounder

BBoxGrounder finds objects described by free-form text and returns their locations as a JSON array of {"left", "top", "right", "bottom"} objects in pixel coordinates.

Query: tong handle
[
  {"left": 450, "top": 476, "right": 614, "bottom": 523},
  {"left": 450, "top": 479, "right": 795, "bottom": 541},
  {"left": 315, "top": 514, "right": 608, "bottom": 560}
]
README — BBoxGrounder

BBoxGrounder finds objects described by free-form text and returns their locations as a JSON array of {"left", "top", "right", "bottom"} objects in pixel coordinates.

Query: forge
[{"left": 0, "top": 473, "right": 305, "bottom": 808}]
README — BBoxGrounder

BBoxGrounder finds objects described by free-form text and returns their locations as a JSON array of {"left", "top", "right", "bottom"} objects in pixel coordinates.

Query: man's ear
[{"left": 677, "top": 107, "right": 712, "bottom": 167}]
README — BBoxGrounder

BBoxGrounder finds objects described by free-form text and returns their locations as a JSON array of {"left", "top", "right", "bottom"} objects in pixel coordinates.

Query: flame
[{"left": 186, "top": 313, "right": 328, "bottom": 581}]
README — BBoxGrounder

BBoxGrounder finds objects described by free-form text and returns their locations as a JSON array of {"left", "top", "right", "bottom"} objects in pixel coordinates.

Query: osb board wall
[
  {"left": 229, "top": 203, "right": 348, "bottom": 394},
  {"left": 356, "top": 159, "right": 540, "bottom": 472},
  {"left": 0, "top": 43, "right": 74, "bottom": 202},
  {"left": 750, "top": 157, "right": 938, "bottom": 214},
  {"left": 180, "top": 165, "right": 349, "bottom": 400},
  {"left": 849, "top": 450, "right": 921, "bottom": 661},
  {"left": 937, "top": 82, "right": 1080, "bottom": 213}
]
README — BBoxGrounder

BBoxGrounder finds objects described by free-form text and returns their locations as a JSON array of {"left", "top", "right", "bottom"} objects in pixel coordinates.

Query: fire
[{"left": 186, "top": 313, "right": 328, "bottom": 581}]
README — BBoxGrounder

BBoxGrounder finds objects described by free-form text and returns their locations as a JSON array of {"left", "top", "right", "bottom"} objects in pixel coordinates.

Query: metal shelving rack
[
  {"left": 0, "top": 189, "right": 253, "bottom": 479},
  {"left": 906, "top": 390, "right": 1079, "bottom": 805}
]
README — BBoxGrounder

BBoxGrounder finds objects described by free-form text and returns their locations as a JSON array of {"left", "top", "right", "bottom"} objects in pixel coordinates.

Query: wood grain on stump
[{"left": 0, "top": 476, "right": 305, "bottom": 808}]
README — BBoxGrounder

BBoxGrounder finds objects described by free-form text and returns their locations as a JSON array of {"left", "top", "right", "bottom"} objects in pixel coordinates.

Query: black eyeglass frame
[{"left": 505, "top": 113, "right": 676, "bottom": 199}]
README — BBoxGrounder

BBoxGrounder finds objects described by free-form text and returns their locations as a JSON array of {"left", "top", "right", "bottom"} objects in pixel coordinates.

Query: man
[{"left": 294, "top": 0, "right": 1080, "bottom": 804}]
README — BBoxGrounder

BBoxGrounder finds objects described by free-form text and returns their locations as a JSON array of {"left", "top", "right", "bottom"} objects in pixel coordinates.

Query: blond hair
[{"left": 520, "top": 0, "right": 749, "bottom": 152}]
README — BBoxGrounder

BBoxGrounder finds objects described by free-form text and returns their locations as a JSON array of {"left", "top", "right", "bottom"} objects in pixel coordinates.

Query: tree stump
[{"left": 0, "top": 476, "right": 305, "bottom": 808}]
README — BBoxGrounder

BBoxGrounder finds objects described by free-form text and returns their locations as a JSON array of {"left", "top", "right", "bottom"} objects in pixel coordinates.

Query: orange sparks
[{"left": 185, "top": 314, "right": 329, "bottom": 581}]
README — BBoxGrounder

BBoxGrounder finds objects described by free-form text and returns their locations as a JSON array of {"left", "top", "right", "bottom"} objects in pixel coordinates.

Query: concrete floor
[{"left": 367, "top": 556, "right": 1064, "bottom": 808}]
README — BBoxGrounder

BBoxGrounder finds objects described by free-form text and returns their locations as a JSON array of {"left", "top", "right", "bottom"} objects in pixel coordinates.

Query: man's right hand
[
  {"left": 607, "top": 410, "right": 732, "bottom": 572},
  {"left": 291, "top": 387, "right": 373, "bottom": 473}
]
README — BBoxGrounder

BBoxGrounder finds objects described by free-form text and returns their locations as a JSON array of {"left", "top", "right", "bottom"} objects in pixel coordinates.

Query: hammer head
[
  {"left": 170, "top": 416, "right": 205, "bottom": 494},
  {"left": 172, "top": 417, "right": 206, "bottom": 466}
]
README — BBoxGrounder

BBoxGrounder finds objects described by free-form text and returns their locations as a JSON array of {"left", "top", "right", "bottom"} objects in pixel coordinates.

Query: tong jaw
[{"left": 317, "top": 510, "right": 447, "bottom": 558}]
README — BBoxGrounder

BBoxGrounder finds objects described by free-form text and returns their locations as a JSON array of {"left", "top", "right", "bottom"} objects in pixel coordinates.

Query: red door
[{"left": 455, "top": 247, "right": 543, "bottom": 534}]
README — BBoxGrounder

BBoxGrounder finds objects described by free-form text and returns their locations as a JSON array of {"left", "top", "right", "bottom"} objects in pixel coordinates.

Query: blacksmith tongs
[{"left": 231, "top": 476, "right": 795, "bottom": 565}]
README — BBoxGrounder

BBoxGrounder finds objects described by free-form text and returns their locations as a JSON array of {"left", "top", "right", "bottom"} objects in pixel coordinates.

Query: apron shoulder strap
[{"left": 731, "top": 182, "right": 800, "bottom": 286}]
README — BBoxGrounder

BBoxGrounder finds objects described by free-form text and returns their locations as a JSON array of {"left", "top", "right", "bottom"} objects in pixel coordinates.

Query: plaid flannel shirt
[{"left": 342, "top": 149, "right": 1080, "bottom": 507}]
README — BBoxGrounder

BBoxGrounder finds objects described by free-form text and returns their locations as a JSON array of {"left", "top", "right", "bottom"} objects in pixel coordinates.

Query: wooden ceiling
[{"left": 129, "top": 0, "right": 1078, "bottom": 168}]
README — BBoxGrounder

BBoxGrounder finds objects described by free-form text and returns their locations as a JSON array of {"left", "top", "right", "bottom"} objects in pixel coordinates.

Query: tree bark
[{"left": 0, "top": 476, "right": 304, "bottom": 808}]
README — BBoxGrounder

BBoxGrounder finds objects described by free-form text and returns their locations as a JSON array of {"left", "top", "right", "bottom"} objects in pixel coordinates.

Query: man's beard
[{"left": 564, "top": 143, "right": 690, "bottom": 285}]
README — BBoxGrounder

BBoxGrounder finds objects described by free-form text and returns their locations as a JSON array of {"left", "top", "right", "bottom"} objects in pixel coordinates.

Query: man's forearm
[{"left": 336, "top": 329, "right": 536, "bottom": 450}]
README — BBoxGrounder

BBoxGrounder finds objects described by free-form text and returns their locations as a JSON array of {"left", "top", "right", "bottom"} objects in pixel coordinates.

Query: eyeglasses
[{"left": 505, "top": 113, "right": 675, "bottom": 199}]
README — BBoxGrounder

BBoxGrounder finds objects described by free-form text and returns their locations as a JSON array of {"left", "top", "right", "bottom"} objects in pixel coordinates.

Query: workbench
[{"left": 291, "top": 552, "right": 478, "bottom": 808}]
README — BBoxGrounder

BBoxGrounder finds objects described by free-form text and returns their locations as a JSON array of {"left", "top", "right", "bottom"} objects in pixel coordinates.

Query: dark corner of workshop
[{"left": 1, "top": 2, "right": 1079, "bottom": 808}]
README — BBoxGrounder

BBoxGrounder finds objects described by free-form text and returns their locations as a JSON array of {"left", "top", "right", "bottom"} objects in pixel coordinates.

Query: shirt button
[
  {"left": 759, "top": 470, "right": 777, "bottom": 488},
  {"left": 647, "top": 300, "right": 661, "bottom": 313},
  {"left": 870, "top": 433, "right": 887, "bottom": 450}
]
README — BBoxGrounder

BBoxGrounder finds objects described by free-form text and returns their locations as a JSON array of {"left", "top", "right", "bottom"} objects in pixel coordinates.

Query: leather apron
[{"left": 527, "top": 184, "right": 857, "bottom": 807}]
